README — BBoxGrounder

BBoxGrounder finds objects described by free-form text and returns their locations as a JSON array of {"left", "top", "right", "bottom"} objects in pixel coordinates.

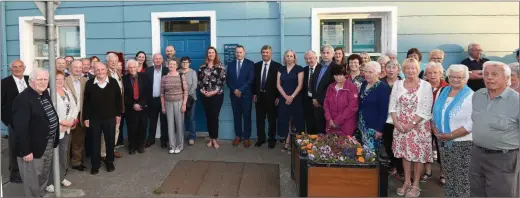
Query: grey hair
[
  {"left": 425, "top": 61, "right": 444, "bottom": 75},
  {"left": 385, "top": 50, "right": 397, "bottom": 57},
  {"left": 9, "top": 60, "right": 25, "bottom": 69},
  {"left": 106, "top": 53, "right": 119, "bottom": 61},
  {"left": 483, "top": 61, "right": 512, "bottom": 86},
  {"left": 304, "top": 50, "right": 317, "bottom": 57},
  {"left": 153, "top": 53, "right": 163, "bottom": 59},
  {"left": 467, "top": 42, "right": 481, "bottom": 52},
  {"left": 81, "top": 58, "right": 90, "bottom": 62},
  {"left": 320, "top": 44, "right": 334, "bottom": 53},
  {"left": 446, "top": 64, "right": 470, "bottom": 81},
  {"left": 126, "top": 59, "right": 139, "bottom": 69},
  {"left": 29, "top": 68, "right": 49, "bottom": 81},
  {"left": 365, "top": 61, "right": 382, "bottom": 74},
  {"left": 508, "top": 62, "right": 520, "bottom": 76},
  {"left": 386, "top": 60, "right": 401, "bottom": 70},
  {"left": 70, "top": 60, "right": 83, "bottom": 67},
  {"left": 377, "top": 55, "right": 390, "bottom": 64}
]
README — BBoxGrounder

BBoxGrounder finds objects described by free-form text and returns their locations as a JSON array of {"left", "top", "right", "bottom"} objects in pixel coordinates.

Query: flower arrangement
[{"left": 295, "top": 133, "right": 376, "bottom": 164}]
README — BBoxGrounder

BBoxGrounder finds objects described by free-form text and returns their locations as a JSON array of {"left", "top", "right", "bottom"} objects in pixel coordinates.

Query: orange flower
[
  {"left": 296, "top": 135, "right": 301, "bottom": 139},
  {"left": 306, "top": 144, "right": 312, "bottom": 149},
  {"left": 309, "top": 135, "right": 318, "bottom": 139},
  {"left": 356, "top": 148, "right": 363, "bottom": 155},
  {"left": 358, "top": 157, "right": 365, "bottom": 163}
]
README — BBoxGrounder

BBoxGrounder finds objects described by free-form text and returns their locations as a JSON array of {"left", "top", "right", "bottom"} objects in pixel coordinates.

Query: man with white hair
[
  {"left": 461, "top": 42, "right": 490, "bottom": 91},
  {"left": 146, "top": 53, "right": 169, "bottom": 148},
  {"left": 1, "top": 60, "right": 29, "bottom": 183},
  {"left": 311, "top": 44, "right": 336, "bottom": 134},
  {"left": 103, "top": 53, "right": 124, "bottom": 159},
  {"left": 12, "top": 68, "right": 59, "bottom": 197},
  {"left": 470, "top": 61, "right": 519, "bottom": 197},
  {"left": 303, "top": 50, "right": 319, "bottom": 135}
]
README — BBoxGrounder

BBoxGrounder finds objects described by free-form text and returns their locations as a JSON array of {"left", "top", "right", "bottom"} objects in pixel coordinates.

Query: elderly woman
[
  {"left": 386, "top": 50, "right": 397, "bottom": 61},
  {"left": 508, "top": 62, "right": 520, "bottom": 92},
  {"left": 46, "top": 71, "right": 78, "bottom": 192},
  {"left": 381, "top": 60, "right": 404, "bottom": 179},
  {"left": 333, "top": 47, "right": 347, "bottom": 69},
  {"left": 135, "top": 51, "right": 148, "bottom": 72},
  {"left": 346, "top": 54, "right": 366, "bottom": 91},
  {"left": 377, "top": 55, "right": 390, "bottom": 79},
  {"left": 432, "top": 64, "right": 473, "bottom": 197},
  {"left": 179, "top": 56, "right": 198, "bottom": 145},
  {"left": 277, "top": 50, "right": 304, "bottom": 153},
  {"left": 358, "top": 61, "right": 391, "bottom": 153},
  {"left": 324, "top": 65, "right": 358, "bottom": 137},
  {"left": 419, "top": 49, "right": 447, "bottom": 79},
  {"left": 161, "top": 58, "right": 188, "bottom": 154},
  {"left": 198, "top": 46, "right": 226, "bottom": 149},
  {"left": 390, "top": 58, "right": 433, "bottom": 197}
]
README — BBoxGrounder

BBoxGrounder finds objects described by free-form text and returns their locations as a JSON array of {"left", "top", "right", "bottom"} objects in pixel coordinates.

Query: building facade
[{"left": 2, "top": 1, "right": 518, "bottom": 139}]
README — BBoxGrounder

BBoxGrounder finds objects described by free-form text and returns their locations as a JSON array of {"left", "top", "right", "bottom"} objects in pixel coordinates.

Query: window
[
  {"left": 312, "top": 7, "right": 397, "bottom": 60},
  {"left": 162, "top": 18, "right": 210, "bottom": 33}
]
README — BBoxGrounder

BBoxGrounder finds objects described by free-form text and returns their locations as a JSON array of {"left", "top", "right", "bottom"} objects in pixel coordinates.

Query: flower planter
[{"left": 291, "top": 136, "right": 389, "bottom": 197}]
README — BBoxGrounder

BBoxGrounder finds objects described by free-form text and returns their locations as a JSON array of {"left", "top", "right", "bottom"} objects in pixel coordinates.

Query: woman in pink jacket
[{"left": 324, "top": 66, "right": 359, "bottom": 137}]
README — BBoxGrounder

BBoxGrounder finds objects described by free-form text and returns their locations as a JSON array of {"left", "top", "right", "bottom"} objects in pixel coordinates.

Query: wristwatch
[{"left": 411, "top": 121, "right": 417, "bottom": 125}]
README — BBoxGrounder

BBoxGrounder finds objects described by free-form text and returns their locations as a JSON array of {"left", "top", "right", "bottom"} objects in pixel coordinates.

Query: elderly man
[
  {"left": 12, "top": 68, "right": 59, "bottom": 197},
  {"left": 83, "top": 62, "right": 122, "bottom": 175},
  {"left": 253, "top": 45, "right": 281, "bottom": 148},
  {"left": 311, "top": 44, "right": 336, "bottom": 134},
  {"left": 470, "top": 61, "right": 519, "bottom": 197},
  {"left": 303, "top": 50, "right": 319, "bottom": 134},
  {"left": 56, "top": 58, "right": 69, "bottom": 77},
  {"left": 162, "top": 45, "right": 177, "bottom": 67},
  {"left": 64, "top": 60, "right": 89, "bottom": 171},
  {"left": 1, "top": 60, "right": 29, "bottom": 183},
  {"left": 146, "top": 53, "right": 169, "bottom": 148},
  {"left": 101, "top": 53, "right": 124, "bottom": 159},
  {"left": 461, "top": 42, "right": 490, "bottom": 91},
  {"left": 81, "top": 58, "right": 94, "bottom": 79}
]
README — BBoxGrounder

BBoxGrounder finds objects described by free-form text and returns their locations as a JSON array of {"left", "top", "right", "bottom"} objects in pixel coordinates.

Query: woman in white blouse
[
  {"left": 46, "top": 71, "right": 79, "bottom": 192},
  {"left": 432, "top": 64, "right": 473, "bottom": 197},
  {"left": 389, "top": 58, "right": 433, "bottom": 197}
]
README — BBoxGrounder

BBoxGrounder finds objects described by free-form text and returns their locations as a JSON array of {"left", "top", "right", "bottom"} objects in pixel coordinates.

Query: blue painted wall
[{"left": 3, "top": 1, "right": 519, "bottom": 138}]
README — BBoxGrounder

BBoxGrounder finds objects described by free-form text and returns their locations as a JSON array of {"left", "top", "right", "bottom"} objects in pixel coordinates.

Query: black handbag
[{"left": 180, "top": 73, "right": 194, "bottom": 109}]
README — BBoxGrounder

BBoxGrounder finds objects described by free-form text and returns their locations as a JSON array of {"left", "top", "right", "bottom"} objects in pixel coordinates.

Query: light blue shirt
[{"left": 152, "top": 66, "right": 162, "bottom": 97}]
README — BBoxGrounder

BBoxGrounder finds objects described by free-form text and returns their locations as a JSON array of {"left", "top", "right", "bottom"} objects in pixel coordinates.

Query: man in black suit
[
  {"left": 81, "top": 58, "right": 95, "bottom": 79},
  {"left": 303, "top": 51, "right": 319, "bottom": 134},
  {"left": 12, "top": 68, "right": 59, "bottom": 197},
  {"left": 1, "top": 60, "right": 29, "bottom": 183},
  {"left": 123, "top": 59, "right": 150, "bottom": 154},
  {"left": 311, "top": 44, "right": 336, "bottom": 134},
  {"left": 145, "top": 53, "right": 169, "bottom": 148},
  {"left": 83, "top": 62, "right": 122, "bottom": 175},
  {"left": 253, "top": 45, "right": 281, "bottom": 148}
]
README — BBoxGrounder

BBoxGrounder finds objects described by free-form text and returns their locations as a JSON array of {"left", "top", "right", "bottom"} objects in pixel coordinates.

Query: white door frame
[{"left": 150, "top": 10, "right": 217, "bottom": 55}]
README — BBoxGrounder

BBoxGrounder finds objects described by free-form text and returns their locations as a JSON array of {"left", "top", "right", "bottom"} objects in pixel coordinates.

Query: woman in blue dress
[{"left": 277, "top": 50, "right": 304, "bottom": 153}]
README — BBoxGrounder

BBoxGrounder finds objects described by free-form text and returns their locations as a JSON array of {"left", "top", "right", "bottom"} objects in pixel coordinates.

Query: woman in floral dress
[{"left": 389, "top": 58, "right": 434, "bottom": 197}]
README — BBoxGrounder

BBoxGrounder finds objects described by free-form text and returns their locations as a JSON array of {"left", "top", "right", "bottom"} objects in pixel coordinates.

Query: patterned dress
[{"left": 392, "top": 85, "right": 433, "bottom": 163}]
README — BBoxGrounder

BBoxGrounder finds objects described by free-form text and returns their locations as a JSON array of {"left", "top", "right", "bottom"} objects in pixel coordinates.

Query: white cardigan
[
  {"left": 388, "top": 79, "right": 433, "bottom": 122},
  {"left": 56, "top": 88, "right": 79, "bottom": 139}
]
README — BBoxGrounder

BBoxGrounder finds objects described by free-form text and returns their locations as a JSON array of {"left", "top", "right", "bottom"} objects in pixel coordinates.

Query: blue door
[{"left": 161, "top": 32, "right": 210, "bottom": 132}]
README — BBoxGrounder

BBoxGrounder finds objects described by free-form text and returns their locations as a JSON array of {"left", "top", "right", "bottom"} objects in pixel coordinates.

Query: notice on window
[
  {"left": 224, "top": 44, "right": 238, "bottom": 65},
  {"left": 322, "top": 24, "right": 344, "bottom": 46},
  {"left": 352, "top": 21, "right": 376, "bottom": 52}
]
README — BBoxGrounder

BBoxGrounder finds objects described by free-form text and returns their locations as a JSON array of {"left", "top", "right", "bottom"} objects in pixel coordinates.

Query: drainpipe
[
  {"left": 1, "top": 1, "right": 8, "bottom": 78},
  {"left": 279, "top": 1, "right": 284, "bottom": 61}
]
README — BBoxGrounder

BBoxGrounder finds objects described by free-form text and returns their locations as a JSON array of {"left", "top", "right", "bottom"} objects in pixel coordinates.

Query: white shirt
[
  {"left": 260, "top": 60, "right": 271, "bottom": 82},
  {"left": 72, "top": 76, "right": 82, "bottom": 108},
  {"left": 109, "top": 69, "right": 123, "bottom": 93},
  {"left": 13, "top": 76, "right": 27, "bottom": 93},
  {"left": 153, "top": 66, "right": 162, "bottom": 97},
  {"left": 307, "top": 63, "right": 317, "bottom": 97},
  {"left": 93, "top": 77, "right": 110, "bottom": 89},
  {"left": 437, "top": 95, "right": 473, "bottom": 142}
]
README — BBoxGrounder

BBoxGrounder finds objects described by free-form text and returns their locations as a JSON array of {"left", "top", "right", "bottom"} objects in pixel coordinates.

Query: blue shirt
[{"left": 152, "top": 66, "right": 162, "bottom": 97}]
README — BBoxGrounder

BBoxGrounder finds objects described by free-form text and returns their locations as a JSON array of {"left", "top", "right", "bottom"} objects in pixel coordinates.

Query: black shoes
[
  {"left": 137, "top": 147, "right": 145, "bottom": 154},
  {"left": 91, "top": 168, "right": 99, "bottom": 175},
  {"left": 71, "top": 165, "right": 87, "bottom": 171},
  {"left": 255, "top": 140, "right": 266, "bottom": 147},
  {"left": 160, "top": 140, "right": 168, "bottom": 149},
  {"left": 106, "top": 162, "right": 115, "bottom": 172},
  {"left": 268, "top": 140, "right": 276, "bottom": 149},
  {"left": 129, "top": 149, "right": 136, "bottom": 155},
  {"left": 145, "top": 139, "right": 155, "bottom": 148}
]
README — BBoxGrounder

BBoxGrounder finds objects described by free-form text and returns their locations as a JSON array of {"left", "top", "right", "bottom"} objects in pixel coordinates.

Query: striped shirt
[
  {"left": 160, "top": 74, "right": 187, "bottom": 102},
  {"left": 39, "top": 96, "right": 58, "bottom": 139}
]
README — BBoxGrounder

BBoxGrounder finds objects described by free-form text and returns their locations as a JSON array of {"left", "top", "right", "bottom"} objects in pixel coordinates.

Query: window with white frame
[{"left": 312, "top": 7, "right": 397, "bottom": 61}]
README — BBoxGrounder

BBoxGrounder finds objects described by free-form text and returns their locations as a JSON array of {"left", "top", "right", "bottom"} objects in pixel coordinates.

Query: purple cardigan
[{"left": 323, "top": 81, "right": 359, "bottom": 136}]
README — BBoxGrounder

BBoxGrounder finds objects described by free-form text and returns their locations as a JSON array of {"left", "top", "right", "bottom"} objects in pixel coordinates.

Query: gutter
[
  {"left": 1, "top": 1, "right": 7, "bottom": 78},
  {"left": 279, "top": 1, "right": 284, "bottom": 61}
]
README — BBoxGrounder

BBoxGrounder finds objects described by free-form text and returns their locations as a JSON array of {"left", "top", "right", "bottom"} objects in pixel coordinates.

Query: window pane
[
  {"left": 320, "top": 21, "right": 345, "bottom": 49},
  {"left": 33, "top": 24, "right": 48, "bottom": 58},
  {"left": 59, "top": 26, "right": 81, "bottom": 57},
  {"left": 162, "top": 20, "right": 210, "bottom": 32},
  {"left": 33, "top": 59, "right": 49, "bottom": 69},
  {"left": 352, "top": 18, "right": 382, "bottom": 53}
]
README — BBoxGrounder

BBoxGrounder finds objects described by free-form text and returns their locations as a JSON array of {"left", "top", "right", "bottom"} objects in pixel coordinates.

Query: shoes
[
  {"left": 254, "top": 140, "right": 265, "bottom": 147},
  {"left": 145, "top": 140, "right": 155, "bottom": 148},
  {"left": 268, "top": 139, "right": 276, "bottom": 149},
  {"left": 174, "top": 149, "right": 181, "bottom": 154},
  {"left": 129, "top": 149, "right": 136, "bottom": 155},
  {"left": 137, "top": 147, "right": 145, "bottom": 154},
  {"left": 232, "top": 137, "right": 241, "bottom": 146},
  {"left": 213, "top": 139, "right": 220, "bottom": 149},
  {"left": 106, "top": 162, "right": 115, "bottom": 172},
  {"left": 91, "top": 168, "right": 99, "bottom": 175},
  {"left": 61, "top": 179, "right": 72, "bottom": 187},
  {"left": 243, "top": 139, "right": 251, "bottom": 148},
  {"left": 9, "top": 172, "right": 22, "bottom": 183},
  {"left": 46, "top": 185, "right": 55, "bottom": 193},
  {"left": 114, "top": 152, "right": 123, "bottom": 158},
  {"left": 421, "top": 172, "right": 432, "bottom": 183},
  {"left": 161, "top": 142, "right": 168, "bottom": 149},
  {"left": 188, "top": 139, "right": 195, "bottom": 145},
  {"left": 71, "top": 165, "right": 87, "bottom": 171},
  {"left": 169, "top": 149, "right": 175, "bottom": 154}
]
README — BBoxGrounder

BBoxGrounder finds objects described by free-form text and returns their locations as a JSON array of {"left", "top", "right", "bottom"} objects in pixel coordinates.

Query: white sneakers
[
  {"left": 46, "top": 179, "right": 72, "bottom": 192},
  {"left": 169, "top": 148, "right": 181, "bottom": 154},
  {"left": 169, "top": 149, "right": 175, "bottom": 154},
  {"left": 188, "top": 139, "right": 195, "bottom": 145}
]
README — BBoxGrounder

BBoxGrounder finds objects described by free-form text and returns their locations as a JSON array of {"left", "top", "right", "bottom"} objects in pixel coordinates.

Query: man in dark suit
[
  {"left": 81, "top": 58, "right": 95, "bottom": 79},
  {"left": 145, "top": 53, "right": 169, "bottom": 148},
  {"left": 1, "top": 60, "right": 29, "bottom": 183},
  {"left": 123, "top": 60, "right": 151, "bottom": 154},
  {"left": 303, "top": 51, "right": 319, "bottom": 134},
  {"left": 461, "top": 42, "right": 489, "bottom": 91},
  {"left": 12, "top": 68, "right": 59, "bottom": 197},
  {"left": 311, "top": 44, "right": 336, "bottom": 134},
  {"left": 253, "top": 45, "right": 281, "bottom": 148},
  {"left": 227, "top": 45, "right": 255, "bottom": 148}
]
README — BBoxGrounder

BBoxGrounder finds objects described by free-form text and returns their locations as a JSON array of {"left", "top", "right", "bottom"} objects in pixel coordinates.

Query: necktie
[
  {"left": 261, "top": 63, "right": 268, "bottom": 91},
  {"left": 133, "top": 76, "right": 139, "bottom": 100},
  {"left": 237, "top": 60, "right": 242, "bottom": 79},
  {"left": 308, "top": 67, "right": 314, "bottom": 93}
]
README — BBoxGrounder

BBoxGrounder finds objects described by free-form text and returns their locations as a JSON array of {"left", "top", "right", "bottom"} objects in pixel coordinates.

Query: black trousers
[
  {"left": 8, "top": 125, "right": 21, "bottom": 179},
  {"left": 117, "top": 113, "right": 125, "bottom": 145},
  {"left": 312, "top": 105, "right": 326, "bottom": 134},
  {"left": 383, "top": 123, "right": 403, "bottom": 174},
  {"left": 126, "top": 110, "right": 147, "bottom": 150},
  {"left": 201, "top": 94, "right": 223, "bottom": 139},
  {"left": 255, "top": 92, "right": 277, "bottom": 141},
  {"left": 304, "top": 95, "right": 317, "bottom": 134},
  {"left": 85, "top": 126, "right": 92, "bottom": 158},
  {"left": 90, "top": 118, "right": 116, "bottom": 169},
  {"left": 148, "top": 97, "right": 168, "bottom": 143}
]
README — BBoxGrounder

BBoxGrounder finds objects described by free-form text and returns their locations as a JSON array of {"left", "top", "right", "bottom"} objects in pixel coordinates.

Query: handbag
[{"left": 179, "top": 73, "right": 194, "bottom": 109}]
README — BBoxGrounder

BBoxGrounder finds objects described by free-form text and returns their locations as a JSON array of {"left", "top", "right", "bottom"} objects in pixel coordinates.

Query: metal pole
[{"left": 46, "top": 1, "right": 60, "bottom": 197}]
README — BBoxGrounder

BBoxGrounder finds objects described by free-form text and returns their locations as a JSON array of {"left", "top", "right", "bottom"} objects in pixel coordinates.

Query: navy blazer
[
  {"left": 358, "top": 81, "right": 391, "bottom": 132},
  {"left": 1, "top": 75, "right": 29, "bottom": 126},
  {"left": 226, "top": 58, "right": 255, "bottom": 97}
]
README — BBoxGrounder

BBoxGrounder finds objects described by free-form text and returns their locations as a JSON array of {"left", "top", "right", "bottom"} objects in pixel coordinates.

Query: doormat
[{"left": 158, "top": 160, "right": 280, "bottom": 197}]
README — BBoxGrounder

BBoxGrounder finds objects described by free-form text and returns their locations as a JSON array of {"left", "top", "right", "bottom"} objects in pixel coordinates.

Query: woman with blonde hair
[{"left": 390, "top": 58, "right": 434, "bottom": 197}]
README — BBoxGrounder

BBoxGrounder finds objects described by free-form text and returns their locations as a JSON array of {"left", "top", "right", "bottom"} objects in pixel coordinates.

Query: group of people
[{"left": 2, "top": 41, "right": 519, "bottom": 197}]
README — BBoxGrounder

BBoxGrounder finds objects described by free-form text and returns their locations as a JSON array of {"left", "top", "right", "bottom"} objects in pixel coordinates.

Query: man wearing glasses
[{"left": 461, "top": 42, "right": 489, "bottom": 91}]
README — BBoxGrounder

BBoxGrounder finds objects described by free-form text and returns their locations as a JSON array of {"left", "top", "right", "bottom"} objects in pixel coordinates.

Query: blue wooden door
[{"left": 162, "top": 32, "right": 210, "bottom": 132}]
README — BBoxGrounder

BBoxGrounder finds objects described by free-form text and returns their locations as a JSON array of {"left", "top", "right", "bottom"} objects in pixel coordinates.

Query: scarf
[{"left": 432, "top": 85, "right": 471, "bottom": 133}]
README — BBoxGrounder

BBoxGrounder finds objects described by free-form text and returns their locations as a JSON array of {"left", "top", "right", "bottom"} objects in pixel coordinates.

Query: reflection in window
[
  {"left": 162, "top": 19, "right": 210, "bottom": 32},
  {"left": 59, "top": 26, "right": 81, "bottom": 57}
]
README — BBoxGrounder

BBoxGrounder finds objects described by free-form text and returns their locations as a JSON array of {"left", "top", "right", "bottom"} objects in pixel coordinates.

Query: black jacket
[
  {"left": 252, "top": 60, "right": 282, "bottom": 101},
  {"left": 123, "top": 73, "right": 151, "bottom": 112},
  {"left": 145, "top": 65, "right": 169, "bottom": 99},
  {"left": 1, "top": 75, "right": 29, "bottom": 126},
  {"left": 12, "top": 88, "right": 59, "bottom": 158},
  {"left": 311, "top": 62, "right": 335, "bottom": 105}
]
